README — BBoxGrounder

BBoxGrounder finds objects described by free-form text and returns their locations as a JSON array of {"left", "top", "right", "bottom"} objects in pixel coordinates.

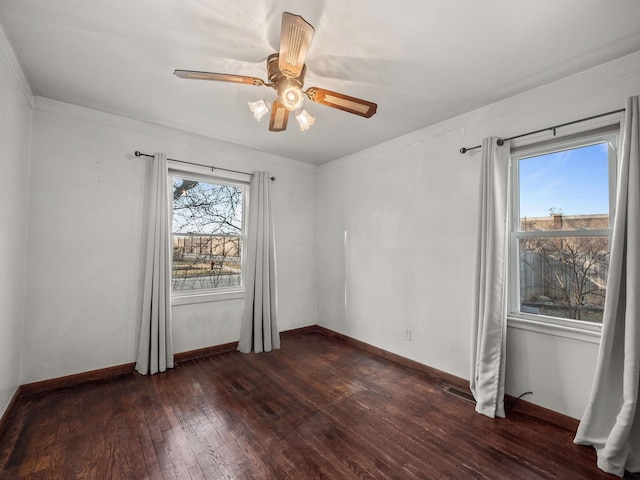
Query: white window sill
[
  {"left": 171, "top": 288, "right": 244, "bottom": 306},
  {"left": 507, "top": 315, "right": 602, "bottom": 344}
]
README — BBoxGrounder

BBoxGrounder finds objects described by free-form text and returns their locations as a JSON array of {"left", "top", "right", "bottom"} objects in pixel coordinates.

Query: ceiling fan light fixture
[
  {"left": 280, "top": 84, "right": 304, "bottom": 111},
  {"left": 248, "top": 100, "right": 269, "bottom": 121},
  {"left": 174, "top": 13, "right": 377, "bottom": 133},
  {"left": 295, "top": 110, "right": 315, "bottom": 131}
]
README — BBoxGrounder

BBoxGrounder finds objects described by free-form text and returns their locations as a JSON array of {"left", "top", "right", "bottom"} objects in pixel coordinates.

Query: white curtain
[
  {"left": 470, "top": 137, "right": 511, "bottom": 418},
  {"left": 135, "top": 153, "right": 174, "bottom": 375},
  {"left": 238, "top": 172, "right": 280, "bottom": 353},
  {"left": 574, "top": 96, "right": 640, "bottom": 477}
]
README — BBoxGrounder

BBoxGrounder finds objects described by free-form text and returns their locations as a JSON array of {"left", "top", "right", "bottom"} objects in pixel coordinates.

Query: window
[
  {"left": 171, "top": 173, "right": 245, "bottom": 296},
  {"left": 509, "top": 129, "right": 618, "bottom": 329}
]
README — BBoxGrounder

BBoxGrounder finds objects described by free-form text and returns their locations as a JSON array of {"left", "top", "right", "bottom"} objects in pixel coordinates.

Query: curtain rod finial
[
  {"left": 460, "top": 147, "right": 467, "bottom": 154},
  {"left": 134, "top": 150, "right": 142, "bottom": 157},
  {"left": 497, "top": 139, "right": 504, "bottom": 146}
]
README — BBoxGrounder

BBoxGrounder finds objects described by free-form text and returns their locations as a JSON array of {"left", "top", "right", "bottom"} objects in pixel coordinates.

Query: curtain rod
[
  {"left": 134, "top": 151, "right": 275, "bottom": 181},
  {"left": 459, "top": 108, "right": 625, "bottom": 154}
]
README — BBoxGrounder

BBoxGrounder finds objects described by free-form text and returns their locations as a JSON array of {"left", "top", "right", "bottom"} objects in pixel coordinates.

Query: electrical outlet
[{"left": 404, "top": 328, "right": 411, "bottom": 341}]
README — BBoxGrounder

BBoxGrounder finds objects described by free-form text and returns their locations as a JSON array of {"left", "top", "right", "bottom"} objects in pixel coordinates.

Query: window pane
[
  {"left": 172, "top": 235, "right": 241, "bottom": 291},
  {"left": 519, "top": 236, "right": 609, "bottom": 323},
  {"left": 171, "top": 177, "right": 244, "bottom": 293},
  {"left": 173, "top": 178, "right": 243, "bottom": 235},
  {"left": 519, "top": 143, "right": 609, "bottom": 231}
]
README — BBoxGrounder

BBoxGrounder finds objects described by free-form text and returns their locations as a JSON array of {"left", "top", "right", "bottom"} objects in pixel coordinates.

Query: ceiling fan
[{"left": 174, "top": 12, "right": 378, "bottom": 132}]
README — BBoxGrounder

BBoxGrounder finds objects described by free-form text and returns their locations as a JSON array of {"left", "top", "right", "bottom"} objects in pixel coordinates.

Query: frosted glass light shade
[
  {"left": 295, "top": 110, "right": 315, "bottom": 131},
  {"left": 280, "top": 85, "right": 304, "bottom": 111},
  {"left": 248, "top": 100, "right": 269, "bottom": 121}
]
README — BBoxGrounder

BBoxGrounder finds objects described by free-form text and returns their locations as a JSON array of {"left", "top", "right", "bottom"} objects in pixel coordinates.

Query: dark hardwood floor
[{"left": 0, "top": 330, "right": 634, "bottom": 479}]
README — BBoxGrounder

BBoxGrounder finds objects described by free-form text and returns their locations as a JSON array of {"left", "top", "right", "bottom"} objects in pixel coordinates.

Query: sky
[{"left": 518, "top": 142, "right": 610, "bottom": 218}]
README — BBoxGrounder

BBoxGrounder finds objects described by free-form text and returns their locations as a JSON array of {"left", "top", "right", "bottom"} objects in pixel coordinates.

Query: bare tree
[
  {"left": 520, "top": 214, "right": 609, "bottom": 320},
  {"left": 173, "top": 181, "right": 242, "bottom": 235},
  {"left": 520, "top": 234, "right": 608, "bottom": 320}
]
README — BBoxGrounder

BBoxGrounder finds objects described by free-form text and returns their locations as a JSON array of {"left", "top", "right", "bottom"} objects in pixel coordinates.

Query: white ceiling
[{"left": 1, "top": 1, "right": 640, "bottom": 165}]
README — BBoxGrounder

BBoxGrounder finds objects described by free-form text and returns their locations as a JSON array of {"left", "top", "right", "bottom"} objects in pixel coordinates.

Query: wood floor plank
[{"left": 2, "top": 330, "right": 638, "bottom": 479}]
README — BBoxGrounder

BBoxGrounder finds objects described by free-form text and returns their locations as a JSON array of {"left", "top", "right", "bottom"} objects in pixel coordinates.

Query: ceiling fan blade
[
  {"left": 174, "top": 70, "right": 265, "bottom": 86},
  {"left": 305, "top": 87, "right": 377, "bottom": 118},
  {"left": 278, "top": 12, "right": 314, "bottom": 78},
  {"left": 269, "top": 100, "right": 289, "bottom": 132}
]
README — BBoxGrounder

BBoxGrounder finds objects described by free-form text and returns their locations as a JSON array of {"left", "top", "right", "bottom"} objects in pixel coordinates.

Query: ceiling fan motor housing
[{"left": 268, "top": 53, "right": 306, "bottom": 111}]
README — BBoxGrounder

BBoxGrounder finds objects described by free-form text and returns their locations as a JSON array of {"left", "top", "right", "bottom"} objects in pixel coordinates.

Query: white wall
[
  {"left": 0, "top": 27, "right": 32, "bottom": 416},
  {"left": 317, "top": 51, "right": 640, "bottom": 419},
  {"left": 21, "top": 98, "right": 317, "bottom": 384}
]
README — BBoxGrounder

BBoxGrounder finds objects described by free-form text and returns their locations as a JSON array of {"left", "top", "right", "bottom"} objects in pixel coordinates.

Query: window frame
[
  {"left": 507, "top": 127, "right": 619, "bottom": 340},
  {"left": 168, "top": 166, "right": 249, "bottom": 305}
]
